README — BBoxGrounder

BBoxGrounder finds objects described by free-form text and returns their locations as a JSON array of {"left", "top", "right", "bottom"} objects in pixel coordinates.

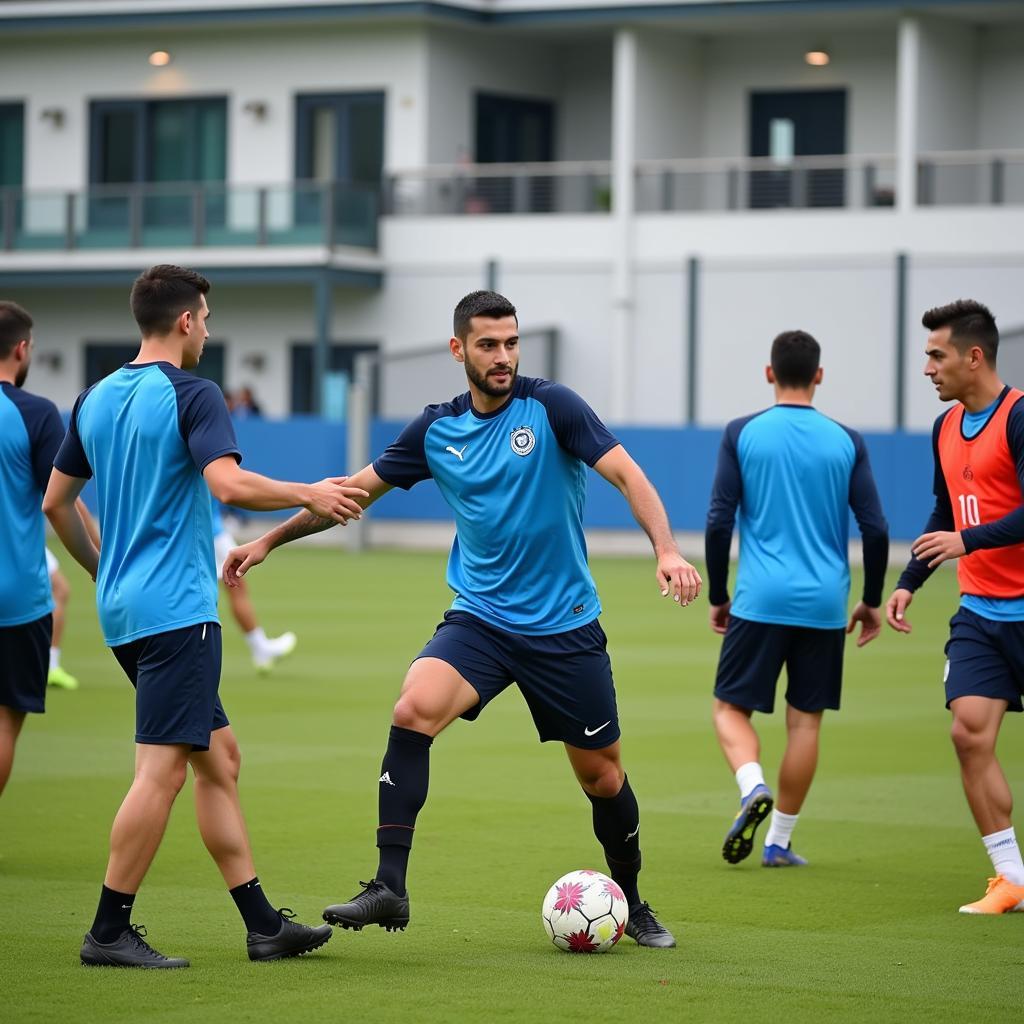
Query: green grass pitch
[{"left": 4, "top": 547, "right": 1024, "bottom": 1023}]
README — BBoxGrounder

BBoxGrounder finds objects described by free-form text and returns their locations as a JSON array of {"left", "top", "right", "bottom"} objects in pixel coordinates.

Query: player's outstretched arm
[
  {"left": 223, "top": 464, "right": 392, "bottom": 586},
  {"left": 885, "top": 588, "right": 914, "bottom": 634},
  {"left": 43, "top": 469, "right": 99, "bottom": 580},
  {"left": 203, "top": 455, "right": 368, "bottom": 521},
  {"left": 592, "top": 445, "right": 702, "bottom": 606}
]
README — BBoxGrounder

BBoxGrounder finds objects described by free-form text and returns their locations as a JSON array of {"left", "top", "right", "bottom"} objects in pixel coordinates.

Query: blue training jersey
[
  {"left": 0, "top": 381, "right": 64, "bottom": 626},
  {"left": 54, "top": 362, "right": 240, "bottom": 646},
  {"left": 706, "top": 404, "right": 889, "bottom": 629},
  {"left": 373, "top": 375, "right": 619, "bottom": 635}
]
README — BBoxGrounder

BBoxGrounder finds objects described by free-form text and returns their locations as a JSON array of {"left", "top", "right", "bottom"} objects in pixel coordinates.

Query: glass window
[{"left": 0, "top": 104, "right": 25, "bottom": 187}]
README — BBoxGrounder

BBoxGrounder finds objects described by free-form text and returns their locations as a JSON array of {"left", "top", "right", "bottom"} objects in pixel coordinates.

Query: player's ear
[
  {"left": 449, "top": 336, "right": 465, "bottom": 363},
  {"left": 178, "top": 309, "right": 192, "bottom": 336},
  {"left": 764, "top": 365, "right": 775, "bottom": 385},
  {"left": 814, "top": 367, "right": 824, "bottom": 385}
]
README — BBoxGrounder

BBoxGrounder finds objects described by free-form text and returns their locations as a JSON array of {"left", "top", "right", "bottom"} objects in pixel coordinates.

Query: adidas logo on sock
[{"left": 379, "top": 771, "right": 396, "bottom": 786}]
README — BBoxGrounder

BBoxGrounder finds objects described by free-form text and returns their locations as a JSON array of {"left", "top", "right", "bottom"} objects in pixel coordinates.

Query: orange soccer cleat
[{"left": 958, "top": 875, "right": 1024, "bottom": 915}]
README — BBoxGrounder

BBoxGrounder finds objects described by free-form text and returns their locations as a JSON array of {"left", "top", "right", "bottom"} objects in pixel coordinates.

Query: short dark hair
[
  {"left": 922, "top": 299, "right": 998, "bottom": 365},
  {"left": 130, "top": 264, "right": 210, "bottom": 336},
  {"left": 0, "top": 300, "right": 33, "bottom": 360},
  {"left": 770, "top": 329, "right": 821, "bottom": 388},
  {"left": 453, "top": 290, "right": 517, "bottom": 341}
]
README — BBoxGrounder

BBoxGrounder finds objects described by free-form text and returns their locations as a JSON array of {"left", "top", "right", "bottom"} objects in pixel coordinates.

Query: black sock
[
  {"left": 229, "top": 877, "right": 281, "bottom": 936},
  {"left": 585, "top": 775, "right": 643, "bottom": 908},
  {"left": 91, "top": 885, "right": 135, "bottom": 944},
  {"left": 376, "top": 725, "right": 433, "bottom": 897}
]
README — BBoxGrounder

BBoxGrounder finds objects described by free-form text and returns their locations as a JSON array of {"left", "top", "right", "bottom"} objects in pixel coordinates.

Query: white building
[{"left": 1, "top": 0, "right": 1023, "bottom": 432}]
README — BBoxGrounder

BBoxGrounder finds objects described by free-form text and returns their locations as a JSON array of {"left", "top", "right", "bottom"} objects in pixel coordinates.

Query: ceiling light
[
  {"left": 148, "top": 50, "right": 172, "bottom": 67},
  {"left": 805, "top": 50, "right": 830, "bottom": 67}
]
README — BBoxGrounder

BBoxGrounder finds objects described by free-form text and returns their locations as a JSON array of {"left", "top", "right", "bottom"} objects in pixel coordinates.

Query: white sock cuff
[
  {"left": 765, "top": 810, "right": 799, "bottom": 849},
  {"left": 983, "top": 827, "right": 1017, "bottom": 852},
  {"left": 735, "top": 761, "right": 765, "bottom": 798}
]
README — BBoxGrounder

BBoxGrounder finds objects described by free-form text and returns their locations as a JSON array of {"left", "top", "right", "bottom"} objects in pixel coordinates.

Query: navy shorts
[
  {"left": 714, "top": 615, "right": 845, "bottom": 714},
  {"left": 415, "top": 611, "right": 621, "bottom": 749},
  {"left": 0, "top": 613, "right": 52, "bottom": 714},
  {"left": 944, "top": 606, "right": 1024, "bottom": 713},
  {"left": 112, "top": 622, "right": 228, "bottom": 750}
]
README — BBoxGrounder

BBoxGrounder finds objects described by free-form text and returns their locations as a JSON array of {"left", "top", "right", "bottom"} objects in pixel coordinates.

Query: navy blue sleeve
[
  {"left": 22, "top": 394, "right": 65, "bottom": 493},
  {"left": 372, "top": 408, "right": 437, "bottom": 490},
  {"left": 961, "top": 395, "right": 1024, "bottom": 552},
  {"left": 704, "top": 418, "right": 745, "bottom": 607},
  {"left": 535, "top": 381, "right": 619, "bottom": 466},
  {"left": 173, "top": 375, "right": 240, "bottom": 473},
  {"left": 53, "top": 388, "right": 94, "bottom": 481},
  {"left": 896, "top": 413, "right": 953, "bottom": 592},
  {"left": 844, "top": 429, "right": 889, "bottom": 607}
]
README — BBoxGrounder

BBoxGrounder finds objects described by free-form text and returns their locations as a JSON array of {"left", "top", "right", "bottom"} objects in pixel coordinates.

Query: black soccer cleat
[
  {"left": 722, "top": 783, "right": 774, "bottom": 865},
  {"left": 322, "top": 880, "right": 410, "bottom": 932},
  {"left": 80, "top": 925, "right": 190, "bottom": 968},
  {"left": 247, "top": 908, "right": 333, "bottom": 962},
  {"left": 625, "top": 902, "right": 677, "bottom": 948}
]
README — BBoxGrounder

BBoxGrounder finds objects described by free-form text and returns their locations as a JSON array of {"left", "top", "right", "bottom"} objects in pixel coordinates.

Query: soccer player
[
  {"left": 887, "top": 299, "right": 1024, "bottom": 914},
  {"left": 224, "top": 290, "right": 702, "bottom": 949},
  {"left": 211, "top": 498, "right": 297, "bottom": 673},
  {"left": 0, "top": 301, "right": 65, "bottom": 798},
  {"left": 44, "top": 264, "right": 366, "bottom": 967},
  {"left": 706, "top": 330, "right": 889, "bottom": 867}
]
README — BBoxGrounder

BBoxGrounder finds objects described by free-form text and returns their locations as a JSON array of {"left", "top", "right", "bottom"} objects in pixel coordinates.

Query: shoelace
[
  {"left": 629, "top": 903, "right": 665, "bottom": 935},
  {"left": 984, "top": 875, "right": 1004, "bottom": 895},
  {"left": 277, "top": 908, "right": 296, "bottom": 921},
  {"left": 126, "top": 924, "right": 168, "bottom": 959},
  {"left": 351, "top": 880, "right": 384, "bottom": 903}
]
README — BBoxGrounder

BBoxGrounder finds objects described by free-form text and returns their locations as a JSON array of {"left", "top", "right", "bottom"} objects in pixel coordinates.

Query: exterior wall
[
  {"left": 978, "top": 25, "right": 1024, "bottom": 151},
  {"left": 1, "top": 21, "right": 431, "bottom": 193},
  {"left": 635, "top": 32, "right": 703, "bottom": 160},
  {"left": 701, "top": 30, "right": 897, "bottom": 159},
  {"left": 917, "top": 16, "right": 979, "bottom": 153},
  {"left": 424, "top": 25, "right": 563, "bottom": 165}
]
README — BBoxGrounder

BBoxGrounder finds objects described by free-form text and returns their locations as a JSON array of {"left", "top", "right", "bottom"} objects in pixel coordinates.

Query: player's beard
[
  {"left": 465, "top": 360, "right": 517, "bottom": 398},
  {"left": 14, "top": 361, "right": 29, "bottom": 387}
]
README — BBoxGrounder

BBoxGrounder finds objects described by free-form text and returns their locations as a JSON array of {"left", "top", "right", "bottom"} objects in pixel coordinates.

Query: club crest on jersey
[
  {"left": 963, "top": 465, "right": 974, "bottom": 481},
  {"left": 510, "top": 425, "right": 536, "bottom": 456}
]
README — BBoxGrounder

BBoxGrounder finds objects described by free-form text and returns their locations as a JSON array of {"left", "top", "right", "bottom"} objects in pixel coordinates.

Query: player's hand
[
  {"left": 223, "top": 539, "right": 269, "bottom": 587},
  {"left": 885, "top": 588, "right": 914, "bottom": 634},
  {"left": 709, "top": 601, "right": 731, "bottom": 634},
  {"left": 911, "top": 530, "right": 966, "bottom": 568},
  {"left": 305, "top": 477, "right": 369, "bottom": 524},
  {"left": 846, "top": 601, "right": 881, "bottom": 647},
  {"left": 657, "top": 551, "right": 702, "bottom": 606}
]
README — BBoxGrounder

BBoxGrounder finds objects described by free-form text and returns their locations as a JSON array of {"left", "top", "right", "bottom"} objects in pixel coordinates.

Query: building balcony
[
  {"left": 386, "top": 150, "right": 1024, "bottom": 217},
  {"left": 0, "top": 180, "right": 380, "bottom": 253}
]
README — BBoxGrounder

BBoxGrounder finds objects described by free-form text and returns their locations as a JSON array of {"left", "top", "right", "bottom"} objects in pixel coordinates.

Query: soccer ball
[{"left": 541, "top": 869, "right": 628, "bottom": 953}]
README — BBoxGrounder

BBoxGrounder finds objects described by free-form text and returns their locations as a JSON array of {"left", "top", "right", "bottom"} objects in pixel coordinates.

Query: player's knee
[
  {"left": 578, "top": 761, "right": 625, "bottom": 798},
  {"left": 146, "top": 759, "right": 188, "bottom": 798},
  {"left": 392, "top": 694, "right": 433, "bottom": 733},
  {"left": 950, "top": 717, "right": 989, "bottom": 759}
]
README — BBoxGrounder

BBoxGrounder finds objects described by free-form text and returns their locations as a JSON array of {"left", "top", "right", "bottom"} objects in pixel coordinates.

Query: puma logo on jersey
[
  {"left": 445, "top": 444, "right": 468, "bottom": 461},
  {"left": 379, "top": 771, "right": 396, "bottom": 786}
]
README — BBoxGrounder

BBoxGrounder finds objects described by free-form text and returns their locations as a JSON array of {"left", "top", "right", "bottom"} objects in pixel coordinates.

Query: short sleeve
[
  {"left": 372, "top": 410, "right": 435, "bottom": 490},
  {"left": 176, "top": 378, "right": 240, "bottom": 473},
  {"left": 27, "top": 397, "right": 66, "bottom": 493},
  {"left": 53, "top": 390, "right": 94, "bottom": 481},
  {"left": 534, "top": 382, "right": 619, "bottom": 466}
]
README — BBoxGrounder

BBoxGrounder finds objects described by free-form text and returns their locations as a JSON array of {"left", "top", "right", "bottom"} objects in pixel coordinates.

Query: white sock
[
  {"left": 765, "top": 810, "right": 799, "bottom": 850},
  {"left": 244, "top": 627, "right": 267, "bottom": 654},
  {"left": 735, "top": 762, "right": 765, "bottom": 799},
  {"left": 49, "top": 647, "right": 60, "bottom": 671},
  {"left": 983, "top": 827, "right": 1024, "bottom": 886}
]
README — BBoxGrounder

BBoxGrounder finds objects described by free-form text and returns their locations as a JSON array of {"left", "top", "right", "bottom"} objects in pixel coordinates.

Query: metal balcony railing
[
  {"left": 0, "top": 180, "right": 380, "bottom": 252},
  {"left": 636, "top": 153, "right": 898, "bottom": 211},
  {"left": 917, "top": 149, "right": 1024, "bottom": 206}
]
